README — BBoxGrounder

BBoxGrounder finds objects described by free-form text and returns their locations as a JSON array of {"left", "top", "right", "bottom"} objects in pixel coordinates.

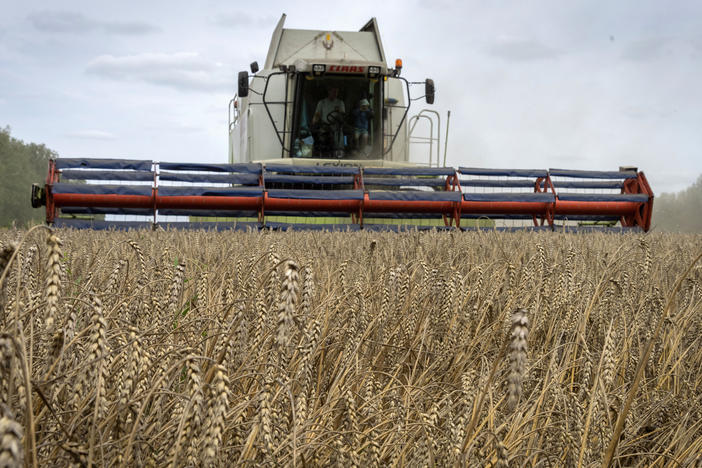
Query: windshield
[{"left": 291, "top": 74, "right": 382, "bottom": 159}]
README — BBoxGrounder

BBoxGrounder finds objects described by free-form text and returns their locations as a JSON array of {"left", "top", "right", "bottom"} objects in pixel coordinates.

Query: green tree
[
  {"left": 652, "top": 174, "right": 702, "bottom": 232},
  {"left": 0, "top": 126, "right": 56, "bottom": 227}
]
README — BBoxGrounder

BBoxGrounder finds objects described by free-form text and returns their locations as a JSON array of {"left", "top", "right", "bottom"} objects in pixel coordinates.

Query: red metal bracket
[{"left": 45, "top": 159, "right": 58, "bottom": 223}]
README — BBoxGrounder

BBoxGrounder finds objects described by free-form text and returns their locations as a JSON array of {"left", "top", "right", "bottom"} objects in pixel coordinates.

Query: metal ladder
[{"left": 408, "top": 109, "right": 451, "bottom": 167}]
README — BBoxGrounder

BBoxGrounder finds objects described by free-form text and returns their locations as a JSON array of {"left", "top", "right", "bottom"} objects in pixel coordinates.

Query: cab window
[{"left": 291, "top": 75, "right": 381, "bottom": 159}]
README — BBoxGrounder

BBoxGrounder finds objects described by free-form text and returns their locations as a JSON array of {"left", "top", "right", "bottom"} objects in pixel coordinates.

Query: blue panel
[
  {"left": 363, "top": 167, "right": 455, "bottom": 176},
  {"left": 265, "top": 164, "right": 360, "bottom": 175},
  {"left": 52, "top": 183, "right": 153, "bottom": 196},
  {"left": 267, "top": 189, "right": 364, "bottom": 200},
  {"left": 458, "top": 167, "right": 548, "bottom": 178},
  {"left": 264, "top": 222, "right": 451, "bottom": 233},
  {"left": 159, "top": 221, "right": 260, "bottom": 231},
  {"left": 551, "top": 180, "right": 623, "bottom": 189},
  {"left": 554, "top": 215, "right": 620, "bottom": 221},
  {"left": 54, "top": 158, "right": 153, "bottom": 171},
  {"left": 364, "top": 177, "right": 446, "bottom": 187},
  {"left": 460, "top": 214, "right": 620, "bottom": 221},
  {"left": 60, "top": 207, "right": 153, "bottom": 215},
  {"left": 60, "top": 170, "right": 154, "bottom": 182},
  {"left": 159, "top": 209, "right": 259, "bottom": 217},
  {"left": 264, "top": 222, "right": 361, "bottom": 231},
  {"left": 158, "top": 162, "right": 262, "bottom": 174},
  {"left": 368, "top": 190, "right": 462, "bottom": 202},
  {"left": 363, "top": 212, "right": 445, "bottom": 219},
  {"left": 158, "top": 186, "right": 263, "bottom": 197},
  {"left": 460, "top": 213, "right": 534, "bottom": 220},
  {"left": 54, "top": 219, "right": 153, "bottom": 230},
  {"left": 463, "top": 192, "right": 555, "bottom": 202},
  {"left": 551, "top": 225, "right": 640, "bottom": 232},
  {"left": 160, "top": 210, "right": 353, "bottom": 219},
  {"left": 458, "top": 225, "right": 640, "bottom": 232},
  {"left": 364, "top": 224, "right": 453, "bottom": 232},
  {"left": 265, "top": 211, "right": 351, "bottom": 217},
  {"left": 504, "top": 226, "right": 558, "bottom": 231},
  {"left": 558, "top": 193, "right": 649, "bottom": 202},
  {"left": 265, "top": 175, "right": 355, "bottom": 185},
  {"left": 459, "top": 178, "right": 538, "bottom": 188},
  {"left": 159, "top": 171, "right": 260, "bottom": 184},
  {"left": 549, "top": 168, "right": 637, "bottom": 179}
]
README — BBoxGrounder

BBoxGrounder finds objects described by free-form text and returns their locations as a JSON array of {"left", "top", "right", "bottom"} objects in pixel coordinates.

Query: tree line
[
  {"left": 0, "top": 126, "right": 55, "bottom": 227},
  {"left": 652, "top": 174, "right": 702, "bottom": 232}
]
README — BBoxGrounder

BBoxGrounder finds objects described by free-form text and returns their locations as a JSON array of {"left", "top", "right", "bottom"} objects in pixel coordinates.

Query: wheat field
[{"left": 0, "top": 227, "right": 701, "bottom": 467}]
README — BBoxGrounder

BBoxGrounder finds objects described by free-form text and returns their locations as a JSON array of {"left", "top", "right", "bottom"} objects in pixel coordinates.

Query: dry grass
[{"left": 0, "top": 228, "right": 701, "bottom": 467}]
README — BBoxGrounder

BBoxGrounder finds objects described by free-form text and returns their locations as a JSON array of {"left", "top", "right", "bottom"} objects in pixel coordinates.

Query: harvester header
[{"left": 32, "top": 158, "right": 653, "bottom": 231}]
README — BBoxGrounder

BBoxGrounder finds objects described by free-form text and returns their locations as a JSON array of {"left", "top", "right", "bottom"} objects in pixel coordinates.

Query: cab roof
[{"left": 264, "top": 14, "right": 388, "bottom": 70}]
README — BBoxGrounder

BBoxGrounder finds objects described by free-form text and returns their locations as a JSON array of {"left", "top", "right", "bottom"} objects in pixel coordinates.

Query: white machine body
[{"left": 228, "top": 15, "right": 436, "bottom": 167}]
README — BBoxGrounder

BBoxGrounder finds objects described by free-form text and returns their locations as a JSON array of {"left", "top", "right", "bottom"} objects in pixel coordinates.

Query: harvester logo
[
  {"left": 328, "top": 65, "right": 366, "bottom": 74},
  {"left": 317, "top": 161, "right": 361, "bottom": 168}
]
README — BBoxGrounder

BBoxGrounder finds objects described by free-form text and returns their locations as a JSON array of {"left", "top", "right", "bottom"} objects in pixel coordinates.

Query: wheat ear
[
  {"left": 507, "top": 308, "right": 529, "bottom": 411},
  {"left": 0, "top": 408, "right": 23, "bottom": 468},
  {"left": 0, "top": 243, "right": 17, "bottom": 280},
  {"left": 44, "top": 233, "right": 62, "bottom": 335},
  {"left": 203, "top": 364, "right": 229, "bottom": 464},
  {"left": 276, "top": 260, "right": 299, "bottom": 351}
]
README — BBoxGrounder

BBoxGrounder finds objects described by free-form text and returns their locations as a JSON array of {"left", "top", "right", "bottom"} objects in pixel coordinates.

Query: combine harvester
[{"left": 31, "top": 15, "right": 654, "bottom": 231}]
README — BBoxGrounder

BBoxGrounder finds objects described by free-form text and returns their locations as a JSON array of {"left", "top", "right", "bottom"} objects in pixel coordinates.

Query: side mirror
[
  {"left": 250, "top": 61, "right": 259, "bottom": 74},
  {"left": 238, "top": 71, "right": 249, "bottom": 98},
  {"left": 31, "top": 183, "right": 45, "bottom": 208},
  {"left": 425, "top": 78, "right": 435, "bottom": 104}
]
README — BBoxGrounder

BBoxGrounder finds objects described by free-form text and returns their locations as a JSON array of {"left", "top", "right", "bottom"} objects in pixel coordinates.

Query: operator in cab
[
  {"left": 312, "top": 86, "right": 346, "bottom": 157},
  {"left": 312, "top": 86, "right": 345, "bottom": 124}
]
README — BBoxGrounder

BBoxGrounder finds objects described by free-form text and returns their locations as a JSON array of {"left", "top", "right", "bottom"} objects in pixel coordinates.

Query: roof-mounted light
[
  {"left": 394, "top": 58, "right": 403, "bottom": 76},
  {"left": 323, "top": 33, "right": 334, "bottom": 50},
  {"left": 367, "top": 66, "right": 380, "bottom": 78},
  {"left": 312, "top": 64, "right": 326, "bottom": 77}
]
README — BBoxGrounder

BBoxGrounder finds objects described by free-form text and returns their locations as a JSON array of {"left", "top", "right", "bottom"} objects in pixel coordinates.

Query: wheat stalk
[{"left": 0, "top": 229, "right": 698, "bottom": 466}]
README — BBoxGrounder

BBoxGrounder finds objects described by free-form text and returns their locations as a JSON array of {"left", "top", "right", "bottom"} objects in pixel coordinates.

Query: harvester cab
[{"left": 228, "top": 15, "right": 435, "bottom": 167}]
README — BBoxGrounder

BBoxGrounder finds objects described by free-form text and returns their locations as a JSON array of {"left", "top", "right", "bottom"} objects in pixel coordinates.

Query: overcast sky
[{"left": 2, "top": 0, "right": 700, "bottom": 193}]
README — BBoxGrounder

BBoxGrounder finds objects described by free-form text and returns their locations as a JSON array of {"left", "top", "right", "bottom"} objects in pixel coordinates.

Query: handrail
[
  {"left": 408, "top": 114, "right": 434, "bottom": 166},
  {"left": 408, "top": 109, "right": 441, "bottom": 167},
  {"left": 443, "top": 110, "right": 451, "bottom": 167}
]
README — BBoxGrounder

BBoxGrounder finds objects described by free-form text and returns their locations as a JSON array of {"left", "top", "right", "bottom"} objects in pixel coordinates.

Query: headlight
[
  {"left": 367, "top": 66, "right": 380, "bottom": 78},
  {"left": 312, "top": 64, "right": 326, "bottom": 76}
]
